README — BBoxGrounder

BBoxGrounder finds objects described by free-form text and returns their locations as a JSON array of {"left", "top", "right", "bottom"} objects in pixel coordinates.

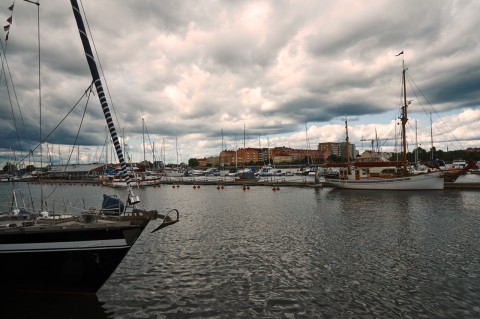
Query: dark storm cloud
[{"left": 1, "top": 0, "right": 479, "bottom": 164}]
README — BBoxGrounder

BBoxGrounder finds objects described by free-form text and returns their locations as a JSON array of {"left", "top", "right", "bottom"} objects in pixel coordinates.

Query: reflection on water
[
  {"left": 1, "top": 182, "right": 480, "bottom": 318},
  {"left": 0, "top": 292, "right": 113, "bottom": 319},
  {"left": 101, "top": 186, "right": 479, "bottom": 318}
]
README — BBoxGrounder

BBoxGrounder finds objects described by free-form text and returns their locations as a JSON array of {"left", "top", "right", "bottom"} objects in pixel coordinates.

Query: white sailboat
[{"left": 326, "top": 53, "right": 444, "bottom": 190}]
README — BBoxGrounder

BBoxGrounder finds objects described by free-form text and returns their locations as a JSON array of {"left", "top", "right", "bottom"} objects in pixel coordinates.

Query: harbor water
[{"left": 1, "top": 178, "right": 479, "bottom": 318}]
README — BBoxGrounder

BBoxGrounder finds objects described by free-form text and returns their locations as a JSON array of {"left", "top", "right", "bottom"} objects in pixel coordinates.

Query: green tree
[
  {"left": 3, "top": 162, "right": 17, "bottom": 173},
  {"left": 327, "top": 154, "right": 341, "bottom": 163},
  {"left": 25, "top": 165, "right": 36, "bottom": 173},
  {"left": 188, "top": 158, "right": 199, "bottom": 167}
]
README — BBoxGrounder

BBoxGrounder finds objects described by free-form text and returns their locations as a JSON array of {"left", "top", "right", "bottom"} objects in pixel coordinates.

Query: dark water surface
[{"left": 1, "top": 182, "right": 479, "bottom": 318}]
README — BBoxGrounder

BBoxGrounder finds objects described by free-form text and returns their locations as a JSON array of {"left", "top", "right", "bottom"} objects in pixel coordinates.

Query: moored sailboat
[
  {"left": 0, "top": 1, "right": 179, "bottom": 294},
  {"left": 326, "top": 53, "right": 444, "bottom": 190}
]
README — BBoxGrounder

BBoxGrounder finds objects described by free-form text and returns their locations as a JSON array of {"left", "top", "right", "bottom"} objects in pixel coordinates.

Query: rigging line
[
  {"left": 406, "top": 73, "right": 464, "bottom": 150},
  {"left": 0, "top": 0, "right": 13, "bottom": 84},
  {"left": 407, "top": 85, "right": 463, "bottom": 151},
  {"left": 15, "top": 82, "right": 94, "bottom": 167},
  {"left": 143, "top": 120, "right": 156, "bottom": 161},
  {"left": 0, "top": 40, "right": 6, "bottom": 87},
  {"left": 92, "top": 145, "right": 100, "bottom": 162},
  {"left": 4, "top": 1, "right": 38, "bottom": 211},
  {"left": 3, "top": 58, "right": 22, "bottom": 157},
  {"left": 79, "top": 0, "right": 123, "bottom": 135},
  {"left": 1, "top": 39, "right": 33, "bottom": 159},
  {"left": 405, "top": 121, "right": 428, "bottom": 152},
  {"left": 44, "top": 85, "right": 93, "bottom": 200}
]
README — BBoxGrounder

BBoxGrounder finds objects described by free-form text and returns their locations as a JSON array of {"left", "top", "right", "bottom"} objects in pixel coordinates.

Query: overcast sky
[{"left": 1, "top": 0, "right": 479, "bottom": 166}]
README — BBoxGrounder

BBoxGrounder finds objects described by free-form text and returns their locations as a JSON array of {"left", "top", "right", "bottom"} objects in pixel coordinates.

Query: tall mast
[
  {"left": 267, "top": 137, "right": 271, "bottom": 165},
  {"left": 243, "top": 123, "right": 246, "bottom": 149},
  {"left": 401, "top": 59, "right": 408, "bottom": 175},
  {"left": 175, "top": 137, "right": 178, "bottom": 166},
  {"left": 221, "top": 129, "right": 224, "bottom": 167},
  {"left": 345, "top": 116, "right": 350, "bottom": 166},
  {"left": 70, "top": 0, "right": 139, "bottom": 205},
  {"left": 415, "top": 120, "right": 418, "bottom": 164},
  {"left": 430, "top": 112, "right": 434, "bottom": 161},
  {"left": 243, "top": 124, "right": 246, "bottom": 167},
  {"left": 234, "top": 134, "right": 238, "bottom": 168},
  {"left": 142, "top": 117, "right": 146, "bottom": 164},
  {"left": 25, "top": 0, "right": 43, "bottom": 210},
  {"left": 305, "top": 123, "right": 309, "bottom": 165},
  {"left": 162, "top": 138, "right": 166, "bottom": 166}
]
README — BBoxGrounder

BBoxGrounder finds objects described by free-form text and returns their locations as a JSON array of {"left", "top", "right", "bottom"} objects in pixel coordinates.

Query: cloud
[{"left": 1, "top": 0, "right": 479, "bottom": 166}]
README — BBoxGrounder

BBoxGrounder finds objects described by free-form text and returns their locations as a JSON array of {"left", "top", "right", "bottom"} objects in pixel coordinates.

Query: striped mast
[{"left": 70, "top": 0, "right": 139, "bottom": 205}]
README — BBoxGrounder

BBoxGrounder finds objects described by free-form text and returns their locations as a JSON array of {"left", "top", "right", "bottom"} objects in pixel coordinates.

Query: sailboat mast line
[
  {"left": 70, "top": 0, "right": 132, "bottom": 190},
  {"left": 405, "top": 74, "right": 465, "bottom": 151}
]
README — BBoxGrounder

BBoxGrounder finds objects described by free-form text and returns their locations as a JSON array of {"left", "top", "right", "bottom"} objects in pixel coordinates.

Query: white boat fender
[{"left": 40, "top": 211, "right": 49, "bottom": 218}]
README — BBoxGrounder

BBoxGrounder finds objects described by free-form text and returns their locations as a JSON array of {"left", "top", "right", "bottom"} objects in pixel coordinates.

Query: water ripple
[{"left": 92, "top": 186, "right": 480, "bottom": 318}]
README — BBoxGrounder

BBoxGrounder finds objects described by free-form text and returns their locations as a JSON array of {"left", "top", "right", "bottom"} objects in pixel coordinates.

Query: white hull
[{"left": 326, "top": 172, "right": 444, "bottom": 190}]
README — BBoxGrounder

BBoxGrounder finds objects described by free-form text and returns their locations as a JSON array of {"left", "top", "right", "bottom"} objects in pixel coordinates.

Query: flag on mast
[{"left": 4, "top": 4, "right": 14, "bottom": 41}]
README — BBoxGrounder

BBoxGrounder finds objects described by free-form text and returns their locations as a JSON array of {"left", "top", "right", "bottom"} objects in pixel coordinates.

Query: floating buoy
[
  {"left": 172, "top": 185, "right": 175, "bottom": 188},
  {"left": 193, "top": 185, "right": 196, "bottom": 189},
  {"left": 247, "top": 186, "right": 250, "bottom": 190},
  {"left": 176, "top": 185, "right": 180, "bottom": 188},
  {"left": 197, "top": 185, "right": 201, "bottom": 189},
  {"left": 272, "top": 187, "right": 276, "bottom": 191},
  {"left": 221, "top": 185, "right": 224, "bottom": 189},
  {"left": 276, "top": 187, "right": 280, "bottom": 191},
  {"left": 217, "top": 186, "right": 220, "bottom": 190},
  {"left": 243, "top": 186, "right": 246, "bottom": 191}
]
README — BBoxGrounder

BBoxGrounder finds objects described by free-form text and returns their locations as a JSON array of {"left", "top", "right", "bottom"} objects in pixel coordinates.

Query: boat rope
[
  {"left": 1, "top": 6, "right": 37, "bottom": 212},
  {"left": 43, "top": 86, "right": 94, "bottom": 201},
  {"left": 406, "top": 73, "right": 465, "bottom": 151},
  {"left": 14, "top": 82, "right": 94, "bottom": 167}
]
